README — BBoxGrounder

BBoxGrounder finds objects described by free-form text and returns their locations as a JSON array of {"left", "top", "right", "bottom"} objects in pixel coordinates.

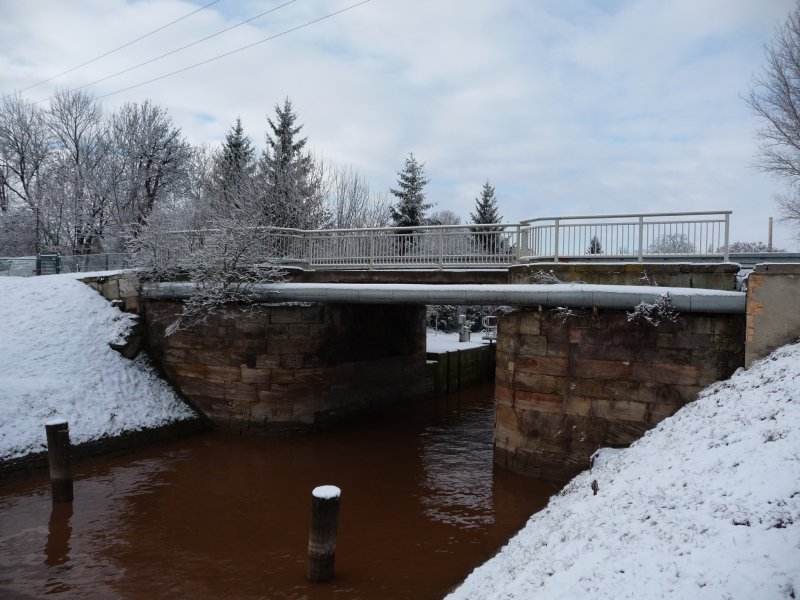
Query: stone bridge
[{"left": 87, "top": 261, "right": 800, "bottom": 481}]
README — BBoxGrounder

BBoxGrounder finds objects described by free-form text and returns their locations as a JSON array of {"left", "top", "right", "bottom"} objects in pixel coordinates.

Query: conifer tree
[
  {"left": 587, "top": 235, "right": 602, "bottom": 254},
  {"left": 389, "top": 153, "right": 431, "bottom": 228},
  {"left": 470, "top": 180, "right": 503, "bottom": 251},
  {"left": 258, "top": 98, "right": 323, "bottom": 229},
  {"left": 212, "top": 117, "right": 255, "bottom": 210}
]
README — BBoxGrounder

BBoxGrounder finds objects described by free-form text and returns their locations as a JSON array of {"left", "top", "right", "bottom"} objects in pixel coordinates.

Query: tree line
[{"left": 0, "top": 91, "right": 504, "bottom": 258}]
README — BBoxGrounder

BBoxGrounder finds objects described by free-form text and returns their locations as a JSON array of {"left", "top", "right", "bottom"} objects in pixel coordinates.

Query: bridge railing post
[
  {"left": 369, "top": 233, "right": 375, "bottom": 270},
  {"left": 553, "top": 219, "right": 560, "bottom": 262},
  {"left": 723, "top": 213, "right": 730, "bottom": 262},
  {"left": 637, "top": 216, "right": 644, "bottom": 262}
]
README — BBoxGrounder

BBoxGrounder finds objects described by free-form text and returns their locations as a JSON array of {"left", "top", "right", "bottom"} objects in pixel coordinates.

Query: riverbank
[
  {"left": 0, "top": 275, "right": 493, "bottom": 471},
  {"left": 0, "top": 275, "right": 197, "bottom": 465},
  {"left": 448, "top": 341, "right": 800, "bottom": 599}
]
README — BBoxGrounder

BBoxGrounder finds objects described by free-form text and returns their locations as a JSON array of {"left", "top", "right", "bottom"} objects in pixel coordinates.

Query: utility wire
[
  {"left": 72, "top": 0, "right": 298, "bottom": 95},
  {"left": 94, "top": 0, "right": 373, "bottom": 100},
  {"left": 6, "top": 0, "right": 223, "bottom": 99}
]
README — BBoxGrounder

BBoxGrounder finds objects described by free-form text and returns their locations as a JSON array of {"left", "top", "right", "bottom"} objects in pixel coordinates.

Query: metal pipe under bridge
[{"left": 143, "top": 282, "right": 746, "bottom": 314}]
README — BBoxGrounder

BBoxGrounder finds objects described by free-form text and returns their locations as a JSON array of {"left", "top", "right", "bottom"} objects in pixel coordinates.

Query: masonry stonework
[
  {"left": 143, "top": 301, "right": 427, "bottom": 432},
  {"left": 745, "top": 263, "right": 800, "bottom": 367},
  {"left": 494, "top": 307, "right": 744, "bottom": 480},
  {"left": 508, "top": 263, "right": 739, "bottom": 290}
]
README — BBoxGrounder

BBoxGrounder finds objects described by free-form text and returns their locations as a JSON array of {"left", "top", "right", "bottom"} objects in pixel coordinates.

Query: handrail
[
  {"left": 519, "top": 210, "right": 732, "bottom": 225},
  {"left": 11, "top": 211, "right": 734, "bottom": 273}
]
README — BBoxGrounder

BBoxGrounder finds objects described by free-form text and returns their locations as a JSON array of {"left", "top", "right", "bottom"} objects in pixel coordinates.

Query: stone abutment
[
  {"left": 143, "top": 300, "right": 428, "bottom": 432},
  {"left": 493, "top": 307, "right": 745, "bottom": 480}
]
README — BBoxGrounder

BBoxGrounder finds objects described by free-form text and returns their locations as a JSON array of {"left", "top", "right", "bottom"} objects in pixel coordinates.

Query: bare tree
[
  {"left": 776, "top": 190, "right": 800, "bottom": 242},
  {"left": 0, "top": 93, "right": 50, "bottom": 250},
  {"left": 429, "top": 209, "right": 461, "bottom": 225},
  {"left": 727, "top": 240, "right": 786, "bottom": 252},
  {"left": 325, "top": 163, "right": 391, "bottom": 229},
  {"left": 130, "top": 173, "right": 283, "bottom": 335},
  {"left": 108, "top": 100, "right": 191, "bottom": 244},
  {"left": 648, "top": 233, "right": 696, "bottom": 254},
  {"left": 0, "top": 211, "right": 36, "bottom": 255},
  {"left": 44, "top": 89, "right": 111, "bottom": 254},
  {"left": 749, "top": 3, "right": 800, "bottom": 239}
]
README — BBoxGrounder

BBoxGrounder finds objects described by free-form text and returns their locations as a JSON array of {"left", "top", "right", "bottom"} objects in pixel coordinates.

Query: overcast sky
[{"left": 1, "top": 0, "right": 797, "bottom": 249}]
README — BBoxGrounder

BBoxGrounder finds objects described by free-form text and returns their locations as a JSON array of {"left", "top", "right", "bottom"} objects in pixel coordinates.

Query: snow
[
  {"left": 426, "top": 329, "right": 487, "bottom": 353},
  {"left": 448, "top": 343, "right": 800, "bottom": 600},
  {"left": 0, "top": 275, "right": 196, "bottom": 461},
  {"left": 312, "top": 485, "right": 341, "bottom": 499}
]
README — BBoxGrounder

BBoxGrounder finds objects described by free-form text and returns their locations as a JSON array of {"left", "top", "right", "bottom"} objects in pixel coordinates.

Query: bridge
[{"left": 75, "top": 211, "right": 800, "bottom": 481}]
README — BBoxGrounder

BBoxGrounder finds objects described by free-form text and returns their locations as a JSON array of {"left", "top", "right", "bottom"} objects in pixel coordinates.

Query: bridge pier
[
  {"left": 143, "top": 301, "right": 428, "bottom": 432},
  {"left": 493, "top": 307, "right": 744, "bottom": 481}
]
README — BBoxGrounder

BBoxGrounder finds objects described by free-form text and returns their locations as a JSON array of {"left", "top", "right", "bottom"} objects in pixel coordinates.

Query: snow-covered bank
[
  {"left": 449, "top": 342, "right": 800, "bottom": 599},
  {"left": 0, "top": 275, "right": 196, "bottom": 461},
  {"left": 426, "top": 329, "right": 488, "bottom": 353}
]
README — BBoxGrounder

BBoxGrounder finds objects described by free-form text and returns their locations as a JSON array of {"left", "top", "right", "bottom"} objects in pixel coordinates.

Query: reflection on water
[
  {"left": 419, "top": 405, "right": 495, "bottom": 529},
  {"left": 45, "top": 503, "right": 73, "bottom": 567},
  {"left": 0, "top": 384, "right": 557, "bottom": 599}
]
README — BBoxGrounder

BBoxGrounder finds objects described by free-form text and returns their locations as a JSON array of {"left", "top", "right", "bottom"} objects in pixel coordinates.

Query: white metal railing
[
  {"left": 7, "top": 211, "right": 734, "bottom": 274},
  {"left": 305, "top": 223, "right": 520, "bottom": 269},
  {"left": 519, "top": 211, "right": 731, "bottom": 263}
]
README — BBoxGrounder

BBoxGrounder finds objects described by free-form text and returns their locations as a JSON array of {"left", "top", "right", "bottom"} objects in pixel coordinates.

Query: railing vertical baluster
[{"left": 438, "top": 228, "right": 444, "bottom": 269}]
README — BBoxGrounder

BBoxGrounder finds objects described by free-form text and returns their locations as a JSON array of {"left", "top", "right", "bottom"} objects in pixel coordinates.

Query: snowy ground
[
  {"left": 6, "top": 274, "right": 798, "bottom": 598},
  {"left": 426, "top": 329, "right": 490, "bottom": 353},
  {"left": 0, "top": 275, "right": 195, "bottom": 461},
  {"left": 448, "top": 342, "right": 800, "bottom": 599}
]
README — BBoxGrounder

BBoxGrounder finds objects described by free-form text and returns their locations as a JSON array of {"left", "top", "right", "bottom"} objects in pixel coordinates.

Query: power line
[
  {"left": 6, "top": 0, "right": 223, "bottom": 99},
  {"left": 71, "top": 0, "right": 298, "bottom": 94},
  {"left": 94, "top": 0, "right": 373, "bottom": 101}
]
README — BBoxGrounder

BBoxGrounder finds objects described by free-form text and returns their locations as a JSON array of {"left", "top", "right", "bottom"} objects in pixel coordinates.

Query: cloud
[{"left": 0, "top": 0, "right": 797, "bottom": 248}]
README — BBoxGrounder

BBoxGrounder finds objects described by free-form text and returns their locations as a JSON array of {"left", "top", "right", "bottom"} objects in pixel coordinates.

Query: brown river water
[{"left": 0, "top": 383, "right": 557, "bottom": 599}]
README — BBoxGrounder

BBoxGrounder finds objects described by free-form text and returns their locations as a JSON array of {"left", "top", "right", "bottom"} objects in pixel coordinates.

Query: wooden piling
[
  {"left": 45, "top": 419, "right": 73, "bottom": 503},
  {"left": 308, "top": 485, "right": 341, "bottom": 583}
]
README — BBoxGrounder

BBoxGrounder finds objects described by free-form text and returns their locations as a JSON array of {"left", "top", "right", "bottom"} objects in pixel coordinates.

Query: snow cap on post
[{"left": 312, "top": 485, "right": 341, "bottom": 500}]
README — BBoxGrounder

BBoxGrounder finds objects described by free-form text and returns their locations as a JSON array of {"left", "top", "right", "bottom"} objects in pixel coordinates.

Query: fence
[
  {"left": 519, "top": 211, "right": 731, "bottom": 262},
  {"left": 1, "top": 211, "right": 734, "bottom": 274}
]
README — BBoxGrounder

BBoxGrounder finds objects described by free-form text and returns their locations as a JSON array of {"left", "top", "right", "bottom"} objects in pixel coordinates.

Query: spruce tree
[
  {"left": 470, "top": 180, "right": 503, "bottom": 252},
  {"left": 258, "top": 98, "right": 320, "bottom": 229},
  {"left": 587, "top": 235, "right": 602, "bottom": 254},
  {"left": 389, "top": 153, "right": 431, "bottom": 228},
  {"left": 212, "top": 117, "right": 256, "bottom": 210}
]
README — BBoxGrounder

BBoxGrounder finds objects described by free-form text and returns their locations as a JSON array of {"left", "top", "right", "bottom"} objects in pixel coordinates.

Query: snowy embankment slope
[
  {"left": 0, "top": 275, "right": 195, "bottom": 461},
  {"left": 449, "top": 343, "right": 800, "bottom": 600}
]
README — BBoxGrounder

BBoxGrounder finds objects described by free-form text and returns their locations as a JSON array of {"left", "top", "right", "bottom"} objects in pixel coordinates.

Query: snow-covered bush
[{"left": 626, "top": 292, "right": 678, "bottom": 326}]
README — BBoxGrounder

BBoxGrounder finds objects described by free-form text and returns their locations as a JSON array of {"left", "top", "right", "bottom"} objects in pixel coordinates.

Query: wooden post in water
[
  {"left": 308, "top": 485, "right": 341, "bottom": 583},
  {"left": 45, "top": 419, "right": 73, "bottom": 503}
]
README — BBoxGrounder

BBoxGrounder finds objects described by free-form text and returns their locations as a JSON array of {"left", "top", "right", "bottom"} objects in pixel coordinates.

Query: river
[{"left": 0, "top": 383, "right": 557, "bottom": 599}]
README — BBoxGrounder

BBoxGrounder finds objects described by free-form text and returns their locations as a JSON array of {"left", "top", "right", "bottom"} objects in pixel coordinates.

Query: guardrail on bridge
[{"left": 2, "top": 211, "right": 737, "bottom": 273}]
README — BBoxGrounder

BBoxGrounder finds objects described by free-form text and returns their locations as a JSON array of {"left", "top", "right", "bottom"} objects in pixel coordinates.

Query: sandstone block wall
[
  {"left": 494, "top": 308, "right": 744, "bottom": 480},
  {"left": 143, "top": 301, "right": 427, "bottom": 432},
  {"left": 508, "top": 262, "right": 739, "bottom": 290},
  {"left": 745, "top": 263, "right": 800, "bottom": 367}
]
